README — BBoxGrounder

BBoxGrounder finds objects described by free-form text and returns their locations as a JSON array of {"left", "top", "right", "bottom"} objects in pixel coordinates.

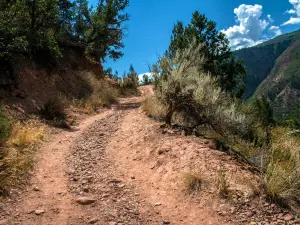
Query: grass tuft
[
  {"left": 216, "top": 166, "right": 230, "bottom": 198},
  {"left": 0, "top": 120, "right": 46, "bottom": 195},
  {"left": 183, "top": 173, "right": 203, "bottom": 194},
  {"left": 75, "top": 73, "right": 119, "bottom": 114},
  {"left": 142, "top": 96, "right": 166, "bottom": 120},
  {"left": 8, "top": 120, "right": 46, "bottom": 149},
  {"left": 263, "top": 127, "right": 300, "bottom": 208}
]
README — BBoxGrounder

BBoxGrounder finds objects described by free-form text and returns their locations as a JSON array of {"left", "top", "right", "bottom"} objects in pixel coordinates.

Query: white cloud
[
  {"left": 286, "top": 9, "right": 297, "bottom": 14},
  {"left": 269, "top": 26, "right": 283, "bottom": 36},
  {"left": 282, "top": 0, "right": 300, "bottom": 26},
  {"left": 282, "top": 17, "right": 300, "bottom": 25},
  {"left": 222, "top": 4, "right": 272, "bottom": 50},
  {"left": 267, "top": 14, "right": 274, "bottom": 23}
]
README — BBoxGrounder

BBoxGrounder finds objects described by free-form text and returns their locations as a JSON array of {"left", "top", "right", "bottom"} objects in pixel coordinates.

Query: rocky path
[{"left": 0, "top": 85, "right": 298, "bottom": 225}]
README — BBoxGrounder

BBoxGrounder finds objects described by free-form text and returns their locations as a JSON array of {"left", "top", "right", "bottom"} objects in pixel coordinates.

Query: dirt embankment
[
  {"left": 0, "top": 47, "right": 103, "bottom": 115},
  {"left": 0, "top": 85, "right": 297, "bottom": 225}
]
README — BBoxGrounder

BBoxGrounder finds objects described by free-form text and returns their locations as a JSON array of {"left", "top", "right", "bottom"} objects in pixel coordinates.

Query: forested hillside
[
  {"left": 0, "top": 0, "right": 129, "bottom": 88},
  {"left": 235, "top": 29, "right": 300, "bottom": 99},
  {"left": 254, "top": 40, "right": 300, "bottom": 117}
]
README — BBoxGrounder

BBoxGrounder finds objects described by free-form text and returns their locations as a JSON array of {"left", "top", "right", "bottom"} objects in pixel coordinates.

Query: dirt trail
[{"left": 0, "top": 85, "right": 296, "bottom": 225}]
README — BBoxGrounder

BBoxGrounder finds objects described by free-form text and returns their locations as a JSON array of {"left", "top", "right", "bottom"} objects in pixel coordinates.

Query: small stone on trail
[
  {"left": 33, "top": 187, "right": 39, "bottom": 191},
  {"left": 76, "top": 197, "right": 96, "bottom": 205},
  {"left": 34, "top": 209, "right": 44, "bottom": 215},
  {"left": 88, "top": 218, "right": 99, "bottom": 224},
  {"left": 154, "top": 202, "right": 162, "bottom": 206},
  {"left": 109, "top": 179, "right": 122, "bottom": 184},
  {"left": 83, "top": 186, "right": 89, "bottom": 192},
  {"left": 284, "top": 214, "right": 294, "bottom": 221},
  {"left": 162, "top": 220, "right": 170, "bottom": 224}
]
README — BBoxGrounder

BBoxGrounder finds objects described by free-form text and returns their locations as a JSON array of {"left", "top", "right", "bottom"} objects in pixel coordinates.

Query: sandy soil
[{"left": 0, "top": 85, "right": 297, "bottom": 225}]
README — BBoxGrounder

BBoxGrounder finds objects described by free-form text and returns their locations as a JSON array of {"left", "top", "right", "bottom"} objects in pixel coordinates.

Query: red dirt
[{"left": 0, "top": 85, "right": 296, "bottom": 225}]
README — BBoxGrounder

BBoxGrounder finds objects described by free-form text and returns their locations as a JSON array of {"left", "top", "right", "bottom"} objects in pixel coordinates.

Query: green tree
[
  {"left": 143, "top": 74, "right": 150, "bottom": 85},
  {"left": 73, "top": 0, "right": 90, "bottom": 40},
  {"left": 0, "top": 0, "right": 61, "bottom": 64},
  {"left": 0, "top": 0, "right": 129, "bottom": 69},
  {"left": 166, "top": 11, "right": 246, "bottom": 97},
  {"left": 58, "top": 0, "right": 75, "bottom": 39},
  {"left": 85, "top": 0, "right": 129, "bottom": 62},
  {"left": 104, "top": 67, "right": 113, "bottom": 78},
  {"left": 253, "top": 96, "right": 275, "bottom": 146}
]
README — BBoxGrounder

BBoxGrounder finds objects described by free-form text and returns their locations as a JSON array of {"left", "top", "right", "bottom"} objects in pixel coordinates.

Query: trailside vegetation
[
  {"left": 0, "top": 0, "right": 129, "bottom": 68},
  {"left": 146, "top": 11, "right": 300, "bottom": 211},
  {"left": 165, "top": 11, "right": 246, "bottom": 98}
]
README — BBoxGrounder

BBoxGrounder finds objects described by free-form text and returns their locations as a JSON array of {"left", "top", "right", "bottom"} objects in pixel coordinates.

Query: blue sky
[{"left": 90, "top": 0, "right": 300, "bottom": 75}]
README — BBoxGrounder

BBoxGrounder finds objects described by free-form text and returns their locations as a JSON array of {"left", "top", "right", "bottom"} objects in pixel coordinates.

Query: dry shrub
[
  {"left": 263, "top": 127, "right": 300, "bottom": 207},
  {"left": 39, "top": 96, "right": 67, "bottom": 121},
  {"left": 78, "top": 72, "right": 118, "bottom": 114},
  {"left": 216, "top": 166, "right": 230, "bottom": 198},
  {"left": 183, "top": 173, "right": 203, "bottom": 194},
  {"left": 154, "top": 42, "right": 248, "bottom": 138},
  {"left": 237, "top": 176, "right": 261, "bottom": 198},
  {"left": 0, "top": 120, "right": 46, "bottom": 194},
  {"left": 142, "top": 96, "right": 166, "bottom": 120},
  {"left": 8, "top": 120, "right": 46, "bottom": 148}
]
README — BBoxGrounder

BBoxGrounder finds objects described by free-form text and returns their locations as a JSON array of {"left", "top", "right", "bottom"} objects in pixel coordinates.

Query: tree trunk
[{"left": 165, "top": 107, "right": 174, "bottom": 126}]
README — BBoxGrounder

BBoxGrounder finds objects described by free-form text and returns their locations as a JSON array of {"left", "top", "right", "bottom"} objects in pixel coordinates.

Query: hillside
[
  {"left": 235, "top": 29, "right": 300, "bottom": 99},
  {"left": 254, "top": 40, "right": 300, "bottom": 116}
]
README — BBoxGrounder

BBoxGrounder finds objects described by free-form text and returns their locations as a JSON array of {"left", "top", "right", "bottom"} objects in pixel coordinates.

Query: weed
[
  {"left": 8, "top": 120, "right": 46, "bottom": 149},
  {"left": 183, "top": 173, "right": 203, "bottom": 194},
  {"left": 216, "top": 166, "right": 230, "bottom": 198},
  {"left": 142, "top": 97, "right": 166, "bottom": 120},
  {"left": 0, "top": 120, "right": 46, "bottom": 195}
]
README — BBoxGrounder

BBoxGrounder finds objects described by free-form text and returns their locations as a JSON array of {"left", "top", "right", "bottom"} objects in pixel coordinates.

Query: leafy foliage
[
  {"left": 142, "top": 74, "right": 150, "bottom": 85},
  {"left": 0, "top": 0, "right": 129, "bottom": 66},
  {"left": 165, "top": 11, "right": 246, "bottom": 97},
  {"left": 120, "top": 64, "right": 138, "bottom": 91},
  {"left": 253, "top": 96, "right": 275, "bottom": 146}
]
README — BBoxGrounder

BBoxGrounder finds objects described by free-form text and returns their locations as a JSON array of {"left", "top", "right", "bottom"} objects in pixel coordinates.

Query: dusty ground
[{"left": 0, "top": 85, "right": 298, "bottom": 225}]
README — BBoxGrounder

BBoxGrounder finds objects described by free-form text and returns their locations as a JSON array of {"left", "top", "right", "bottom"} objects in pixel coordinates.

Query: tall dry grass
[
  {"left": 74, "top": 72, "right": 119, "bottom": 114},
  {"left": 263, "top": 127, "right": 300, "bottom": 208},
  {"left": 0, "top": 120, "right": 47, "bottom": 194},
  {"left": 142, "top": 96, "right": 167, "bottom": 120}
]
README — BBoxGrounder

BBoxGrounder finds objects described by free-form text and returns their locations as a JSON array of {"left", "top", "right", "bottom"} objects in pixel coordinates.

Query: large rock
[{"left": 75, "top": 196, "right": 96, "bottom": 205}]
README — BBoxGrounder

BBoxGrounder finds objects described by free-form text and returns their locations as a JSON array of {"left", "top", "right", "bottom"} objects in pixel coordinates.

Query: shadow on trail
[{"left": 116, "top": 101, "right": 141, "bottom": 111}]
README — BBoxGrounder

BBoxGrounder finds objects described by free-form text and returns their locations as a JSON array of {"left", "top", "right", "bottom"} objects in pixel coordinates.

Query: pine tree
[
  {"left": 166, "top": 11, "right": 246, "bottom": 98},
  {"left": 253, "top": 96, "right": 275, "bottom": 146}
]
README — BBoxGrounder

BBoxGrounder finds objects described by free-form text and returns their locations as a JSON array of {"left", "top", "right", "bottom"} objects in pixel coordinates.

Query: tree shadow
[{"left": 116, "top": 102, "right": 141, "bottom": 111}]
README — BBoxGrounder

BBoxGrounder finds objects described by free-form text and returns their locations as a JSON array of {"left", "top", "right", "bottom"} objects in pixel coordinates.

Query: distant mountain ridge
[
  {"left": 235, "top": 29, "right": 300, "bottom": 116},
  {"left": 235, "top": 29, "right": 300, "bottom": 99}
]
